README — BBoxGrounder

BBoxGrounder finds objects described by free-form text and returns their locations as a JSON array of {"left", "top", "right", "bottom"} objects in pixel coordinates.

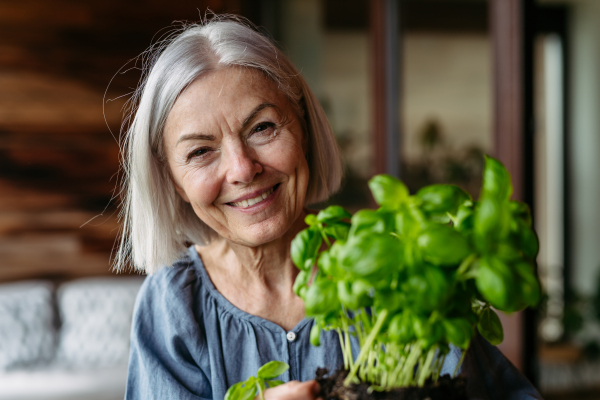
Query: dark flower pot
[{"left": 316, "top": 368, "right": 468, "bottom": 400}]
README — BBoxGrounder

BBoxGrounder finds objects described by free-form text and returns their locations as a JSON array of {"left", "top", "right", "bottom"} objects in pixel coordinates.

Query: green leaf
[
  {"left": 317, "top": 206, "right": 352, "bottom": 223},
  {"left": 267, "top": 380, "right": 284, "bottom": 388},
  {"left": 339, "top": 233, "right": 402, "bottom": 279},
  {"left": 317, "top": 250, "right": 345, "bottom": 279},
  {"left": 290, "top": 227, "right": 322, "bottom": 271},
  {"left": 511, "top": 221, "right": 539, "bottom": 259},
  {"left": 475, "top": 257, "right": 517, "bottom": 311},
  {"left": 324, "top": 222, "right": 351, "bottom": 242},
  {"left": 443, "top": 318, "right": 474, "bottom": 350},
  {"left": 403, "top": 266, "right": 452, "bottom": 312},
  {"left": 310, "top": 323, "right": 321, "bottom": 346},
  {"left": 481, "top": 155, "right": 513, "bottom": 201},
  {"left": 474, "top": 197, "right": 511, "bottom": 252},
  {"left": 304, "top": 277, "right": 340, "bottom": 316},
  {"left": 454, "top": 204, "right": 474, "bottom": 233},
  {"left": 337, "top": 280, "right": 373, "bottom": 309},
  {"left": 257, "top": 361, "right": 290, "bottom": 380},
  {"left": 368, "top": 174, "right": 410, "bottom": 208},
  {"left": 509, "top": 201, "right": 532, "bottom": 227},
  {"left": 225, "top": 381, "right": 257, "bottom": 400},
  {"left": 293, "top": 270, "right": 310, "bottom": 296},
  {"left": 349, "top": 209, "right": 394, "bottom": 237},
  {"left": 417, "top": 225, "right": 471, "bottom": 267},
  {"left": 374, "top": 287, "right": 406, "bottom": 313},
  {"left": 416, "top": 184, "right": 471, "bottom": 219},
  {"left": 225, "top": 382, "right": 244, "bottom": 400},
  {"left": 305, "top": 214, "right": 318, "bottom": 226},
  {"left": 477, "top": 307, "right": 504, "bottom": 345},
  {"left": 514, "top": 262, "right": 541, "bottom": 308},
  {"left": 387, "top": 311, "right": 415, "bottom": 343}
]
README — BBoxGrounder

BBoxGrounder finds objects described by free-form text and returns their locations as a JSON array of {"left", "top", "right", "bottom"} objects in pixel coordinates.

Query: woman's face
[{"left": 163, "top": 67, "right": 310, "bottom": 247}]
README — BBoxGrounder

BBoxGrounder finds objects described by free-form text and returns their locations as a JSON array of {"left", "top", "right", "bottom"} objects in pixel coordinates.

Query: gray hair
[{"left": 115, "top": 16, "right": 343, "bottom": 275}]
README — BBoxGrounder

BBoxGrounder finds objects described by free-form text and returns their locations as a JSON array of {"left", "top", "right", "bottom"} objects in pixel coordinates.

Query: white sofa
[{"left": 0, "top": 277, "right": 144, "bottom": 400}]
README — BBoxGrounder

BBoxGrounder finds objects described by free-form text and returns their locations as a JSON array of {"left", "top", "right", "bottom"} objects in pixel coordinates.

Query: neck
[{"left": 198, "top": 208, "right": 308, "bottom": 289}]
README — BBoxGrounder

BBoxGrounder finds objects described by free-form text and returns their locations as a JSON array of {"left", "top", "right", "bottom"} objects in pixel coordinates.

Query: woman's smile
[{"left": 226, "top": 183, "right": 280, "bottom": 210}]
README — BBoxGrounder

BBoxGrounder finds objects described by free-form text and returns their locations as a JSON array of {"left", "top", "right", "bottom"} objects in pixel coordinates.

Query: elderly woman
[{"left": 119, "top": 17, "right": 541, "bottom": 400}]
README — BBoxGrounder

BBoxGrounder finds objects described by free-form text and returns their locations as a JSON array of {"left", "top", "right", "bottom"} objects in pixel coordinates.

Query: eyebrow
[{"left": 176, "top": 102, "right": 278, "bottom": 147}]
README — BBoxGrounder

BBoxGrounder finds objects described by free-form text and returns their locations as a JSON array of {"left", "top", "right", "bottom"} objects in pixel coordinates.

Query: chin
[{"left": 235, "top": 216, "right": 297, "bottom": 247}]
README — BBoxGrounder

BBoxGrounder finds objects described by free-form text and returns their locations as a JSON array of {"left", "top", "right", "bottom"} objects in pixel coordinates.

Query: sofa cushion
[
  {"left": 0, "top": 281, "right": 56, "bottom": 370},
  {"left": 56, "top": 277, "right": 144, "bottom": 369}
]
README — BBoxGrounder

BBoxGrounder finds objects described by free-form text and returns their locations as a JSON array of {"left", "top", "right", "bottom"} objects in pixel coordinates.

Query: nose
[{"left": 223, "top": 140, "right": 263, "bottom": 184}]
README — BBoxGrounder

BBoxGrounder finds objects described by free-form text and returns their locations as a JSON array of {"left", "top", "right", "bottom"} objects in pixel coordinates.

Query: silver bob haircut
[{"left": 116, "top": 16, "right": 343, "bottom": 275}]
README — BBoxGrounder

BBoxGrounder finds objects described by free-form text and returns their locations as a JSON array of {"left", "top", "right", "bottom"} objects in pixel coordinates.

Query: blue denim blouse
[{"left": 125, "top": 247, "right": 543, "bottom": 400}]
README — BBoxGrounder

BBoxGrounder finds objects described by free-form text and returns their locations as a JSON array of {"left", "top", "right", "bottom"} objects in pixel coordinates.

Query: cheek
[
  {"left": 179, "top": 169, "right": 222, "bottom": 209},
  {"left": 262, "top": 135, "right": 308, "bottom": 174}
]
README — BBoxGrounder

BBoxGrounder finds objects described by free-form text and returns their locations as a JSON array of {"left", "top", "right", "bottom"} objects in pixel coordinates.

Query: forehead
[{"left": 168, "top": 67, "right": 287, "bottom": 126}]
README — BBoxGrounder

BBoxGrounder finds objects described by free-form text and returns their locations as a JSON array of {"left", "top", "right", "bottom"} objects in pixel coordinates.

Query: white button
[{"left": 286, "top": 331, "right": 297, "bottom": 342}]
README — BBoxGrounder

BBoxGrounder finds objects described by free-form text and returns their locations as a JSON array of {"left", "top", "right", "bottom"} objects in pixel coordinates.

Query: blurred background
[{"left": 0, "top": 0, "right": 599, "bottom": 399}]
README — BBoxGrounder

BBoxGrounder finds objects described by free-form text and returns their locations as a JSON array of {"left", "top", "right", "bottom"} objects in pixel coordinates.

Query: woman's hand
[{"left": 261, "top": 380, "right": 322, "bottom": 400}]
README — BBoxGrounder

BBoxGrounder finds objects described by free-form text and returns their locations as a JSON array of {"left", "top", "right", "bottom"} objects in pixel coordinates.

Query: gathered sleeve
[
  {"left": 440, "top": 334, "right": 543, "bottom": 400},
  {"left": 125, "top": 262, "right": 213, "bottom": 400}
]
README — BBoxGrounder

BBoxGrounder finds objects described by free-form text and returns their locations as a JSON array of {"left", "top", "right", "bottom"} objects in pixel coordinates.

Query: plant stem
[
  {"left": 344, "top": 309, "right": 388, "bottom": 386},
  {"left": 257, "top": 381, "right": 265, "bottom": 400},
  {"left": 457, "top": 253, "right": 477, "bottom": 276},
  {"left": 337, "top": 328, "right": 348, "bottom": 370},
  {"left": 400, "top": 344, "right": 422, "bottom": 387},
  {"left": 453, "top": 350, "right": 467, "bottom": 378},
  {"left": 417, "top": 347, "right": 437, "bottom": 387}
]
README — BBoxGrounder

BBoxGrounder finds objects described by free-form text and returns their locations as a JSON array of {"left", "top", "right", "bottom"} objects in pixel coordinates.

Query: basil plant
[{"left": 291, "top": 155, "right": 540, "bottom": 390}]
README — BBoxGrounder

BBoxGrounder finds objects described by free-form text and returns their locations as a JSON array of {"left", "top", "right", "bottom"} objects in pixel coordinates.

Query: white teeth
[{"left": 232, "top": 187, "right": 275, "bottom": 208}]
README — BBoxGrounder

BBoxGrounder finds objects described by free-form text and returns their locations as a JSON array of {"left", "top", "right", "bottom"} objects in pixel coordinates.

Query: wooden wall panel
[{"left": 0, "top": 0, "right": 260, "bottom": 283}]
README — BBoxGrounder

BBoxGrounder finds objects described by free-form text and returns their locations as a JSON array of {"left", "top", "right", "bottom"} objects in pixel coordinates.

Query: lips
[{"left": 228, "top": 184, "right": 279, "bottom": 208}]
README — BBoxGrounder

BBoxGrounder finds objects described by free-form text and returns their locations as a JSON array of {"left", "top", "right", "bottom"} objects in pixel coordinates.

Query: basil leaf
[
  {"left": 388, "top": 311, "right": 415, "bottom": 343},
  {"left": 509, "top": 201, "right": 532, "bottom": 227},
  {"left": 368, "top": 174, "right": 410, "bottom": 208},
  {"left": 474, "top": 197, "right": 511, "bottom": 252},
  {"left": 481, "top": 155, "right": 513, "bottom": 201},
  {"left": 417, "top": 225, "right": 470, "bottom": 267},
  {"left": 304, "top": 277, "right": 339, "bottom": 316},
  {"left": 267, "top": 380, "right": 284, "bottom": 388},
  {"left": 477, "top": 307, "right": 504, "bottom": 345},
  {"left": 349, "top": 209, "right": 394, "bottom": 237},
  {"left": 475, "top": 257, "right": 517, "bottom": 311},
  {"left": 317, "top": 250, "right": 346, "bottom": 279},
  {"left": 443, "top": 318, "right": 473, "bottom": 350},
  {"left": 514, "top": 262, "right": 541, "bottom": 308},
  {"left": 317, "top": 205, "right": 352, "bottom": 223},
  {"left": 324, "top": 222, "right": 351, "bottom": 242},
  {"left": 305, "top": 214, "right": 318, "bottom": 226},
  {"left": 310, "top": 323, "right": 322, "bottom": 346},
  {"left": 225, "top": 382, "right": 244, "bottom": 400},
  {"left": 257, "top": 361, "right": 290, "bottom": 380},
  {"left": 416, "top": 184, "right": 471, "bottom": 219},
  {"left": 511, "top": 221, "right": 539, "bottom": 260},
  {"left": 290, "top": 226, "right": 322, "bottom": 271},
  {"left": 293, "top": 270, "right": 310, "bottom": 296},
  {"left": 339, "top": 233, "right": 402, "bottom": 279}
]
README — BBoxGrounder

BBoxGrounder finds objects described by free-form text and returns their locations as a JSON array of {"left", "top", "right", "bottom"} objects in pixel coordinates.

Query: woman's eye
[
  {"left": 188, "top": 147, "right": 210, "bottom": 159},
  {"left": 252, "top": 122, "right": 275, "bottom": 134}
]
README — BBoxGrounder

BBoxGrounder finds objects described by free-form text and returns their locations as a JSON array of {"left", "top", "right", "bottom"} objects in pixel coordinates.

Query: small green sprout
[{"left": 224, "top": 361, "right": 289, "bottom": 400}]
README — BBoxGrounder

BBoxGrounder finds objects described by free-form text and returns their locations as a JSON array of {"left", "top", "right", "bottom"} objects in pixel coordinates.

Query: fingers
[{"left": 262, "top": 380, "right": 322, "bottom": 400}]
